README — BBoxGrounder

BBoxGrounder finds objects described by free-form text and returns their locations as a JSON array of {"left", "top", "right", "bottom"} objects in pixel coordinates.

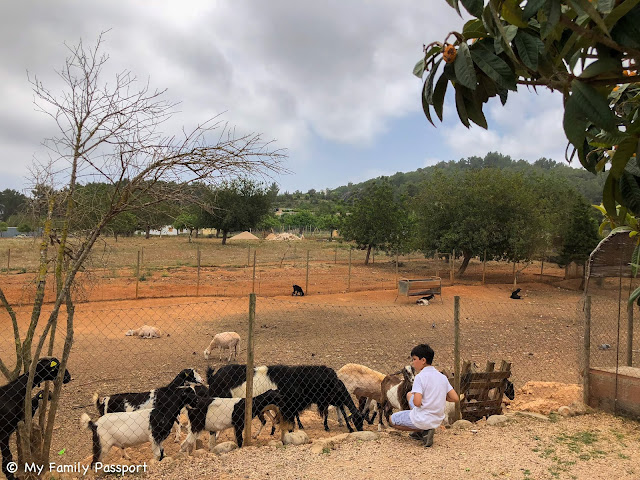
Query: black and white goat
[
  {"left": 180, "top": 389, "right": 282, "bottom": 452},
  {"left": 81, "top": 385, "right": 199, "bottom": 465},
  {"left": 0, "top": 358, "right": 72, "bottom": 480},
  {"left": 93, "top": 368, "right": 203, "bottom": 442},
  {"left": 207, "top": 364, "right": 364, "bottom": 434},
  {"left": 379, "top": 365, "right": 415, "bottom": 428}
]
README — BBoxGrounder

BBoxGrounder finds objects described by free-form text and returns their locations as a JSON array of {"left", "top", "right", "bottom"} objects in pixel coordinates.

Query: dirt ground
[{"left": 1, "top": 262, "right": 639, "bottom": 480}]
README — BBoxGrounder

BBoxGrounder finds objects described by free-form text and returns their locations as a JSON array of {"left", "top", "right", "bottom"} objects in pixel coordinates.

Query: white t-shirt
[{"left": 409, "top": 366, "right": 454, "bottom": 429}]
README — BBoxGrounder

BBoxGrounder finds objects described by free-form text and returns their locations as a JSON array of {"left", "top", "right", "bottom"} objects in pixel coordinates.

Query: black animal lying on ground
[
  {"left": 510, "top": 288, "right": 521, "bottom": 300},
  {"left": 416, "top": 294, "right": 435, "bottom": 305},
  {"left": 292, "top": 284, "right": 305, "bottom": 296}
]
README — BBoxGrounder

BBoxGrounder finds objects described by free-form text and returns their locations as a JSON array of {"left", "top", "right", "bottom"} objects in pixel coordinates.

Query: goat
[
  {"left": 93, "top": 368, "right": 203, "bottom": 442},
  {"left": 125, "top": 325, "right": 162, "bottom": 338},
  {"left": 416, "top": 294, "right": 435, "bottom": 305},
  {"left": 1, "top": 358, "right": 71, "bottom": 480},
  {"left": 207, "top": 364, "right": 364, "bottom": 434},
  {"left": 336, "top": 363, "right": 386, "bottom": 426},
  {"left": 292, "top": 284, "right": 305, "bottom": 296},
  {"left": 204, "top": 332, "right": 241, "bottom": 362},
  {"left": 180, "top": 389, "right": 283, "bottom": 451},
  {"left": 379, "top": 365, "right": 415, "bottom": 429},
  {"left": 81, "top": 385, "right": 199, "bottom": 465},
  {"left": 510, "top": 288, "right": 521, "bottom": 300}
]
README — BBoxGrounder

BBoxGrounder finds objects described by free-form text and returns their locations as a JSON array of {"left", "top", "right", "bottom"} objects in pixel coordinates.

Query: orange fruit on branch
[{"left": 443, "top": 44, "right": 458, "bottom": 64}]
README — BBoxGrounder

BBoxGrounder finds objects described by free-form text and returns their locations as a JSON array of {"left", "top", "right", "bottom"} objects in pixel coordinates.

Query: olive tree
[{"left": 0, "top": 34, "right": 285, "bottom": 478}]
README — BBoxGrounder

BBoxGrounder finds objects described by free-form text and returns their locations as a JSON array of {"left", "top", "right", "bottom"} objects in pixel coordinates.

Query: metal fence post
[
  {"left": 348, "top": 247, "right": 352, "bottom": 291},
  {"left": 196, "top": 246, "right": 201, "bottom": 297},
  {"left": 583, "top": 295, "right": 591, "bottom": 406},
  {"left": 244, "top": 293, "right": 256, "bottom": 446},
  {"left": 454, "top": 296, "right": 461, "bottom": 422},
  {"left": 305, "top": 250, "right": 310, "bottom": 295},
  {"left": 627, "top": 296, "right": 634, "bottom": 366},
  {"left": 252, "top": 251, "right": 257, "bottom": 293}
]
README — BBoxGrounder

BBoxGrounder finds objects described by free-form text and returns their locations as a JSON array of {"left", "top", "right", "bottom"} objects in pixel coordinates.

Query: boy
[{"left": 389, "top": 343, "right": 459, "bottom": 447}]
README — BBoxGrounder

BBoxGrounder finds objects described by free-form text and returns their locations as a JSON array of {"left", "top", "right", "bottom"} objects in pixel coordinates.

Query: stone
[
  {"left": 568, "top": 401, "right": 591, "bottom": 415},
  {"left": 452, "top": 419, "right": 474, "bottom": 429},
  {"left": 345, "top": 431, "right": 379, "bottom": 442},
  {"left": 486, "top": 415, "right": 508, "bottom": 426},
  {"left": 310, "top": 441, "right": 329, "bottom": 454},
  {"left": 283, "top": 430, "right": 310, "bottom": 445},
  {"left": 516, "top": 411, "right": 550, "bottom": 421},
  {"left": 193, "top": 448, "right": 209, "bottom": 457},
  {"left": 213, "top": 441, "right": 239, "bottom": 455},
  {"left": 268, "top": 440, "right": 284, "bottom": 447},
  {"left": 558, "top": 406, "right": 572, "bottom": 417}
]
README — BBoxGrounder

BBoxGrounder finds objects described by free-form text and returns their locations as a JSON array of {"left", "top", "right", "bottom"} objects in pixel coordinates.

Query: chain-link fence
[
  {"left": 1, "top": 239, "right": 570, "bottom": 305},
  {"left": 0, "top": 294, "right": 586, "bottom": 476}
]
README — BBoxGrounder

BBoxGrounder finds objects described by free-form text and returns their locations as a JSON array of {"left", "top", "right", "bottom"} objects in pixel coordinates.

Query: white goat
[
  {"left": 125, "top": 325, "right": 162, "bottom": 338},
  {"left": 337, "top": 363, "right": 386, "bottom": 427},
  {"left": 204, "top": 331, "right": 241, "bottom": 361}
]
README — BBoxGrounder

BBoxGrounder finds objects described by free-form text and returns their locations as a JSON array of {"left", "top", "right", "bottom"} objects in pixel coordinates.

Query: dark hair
[{"left": 411, "top": 344, "right": 434, "bottom": 364}]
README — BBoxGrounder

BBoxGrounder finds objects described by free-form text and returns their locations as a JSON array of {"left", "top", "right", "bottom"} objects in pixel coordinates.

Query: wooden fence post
[
  {"left": 6, "top": 248, "right": 9, "bottom": 273},
  {"left": 348, "top": 247, "right": 352, "bottom": 291},
  {"left": 252, "top": 251, "right": 257, "bottom": 293},
  {"left": 196, "top": 246, "right": 201, "bottom": 297},
  {"left": 583, "top": 295, "right": 591, "bottom": 405},
  {"left": 244, "top": 293, "right": 256, "bottom": 445},
  {"left": 135, "top": 250, "right": 140, "bottom": 300},
  {"left": 450, "top": 249, "right": 455, "bottom": 285},
  {"left": 482, "top": 250, "right": 487, "bottom": 285},
  {"left": 627, "top": 295, "right": 634, "bottom": 366},
  {"left": 454, "top": 296, "right": 461, "bottom": 422},
  {"left": 305, "top": 250, "right": 310, "bottom": 296},
  {"left": 247, "top": 246, "right": 251, "bottom": 267}
]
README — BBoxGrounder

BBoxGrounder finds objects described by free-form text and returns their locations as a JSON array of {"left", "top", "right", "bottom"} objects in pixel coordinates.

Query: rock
[
  {"left": 558, "top": 406, "right": 572, "bottom": 417},
  {"left": 283, "top": 430, "right": 310, "bottom": 445},
  {"left": 516, "top": 411, "right": 550, "bottom": 421},
  {"left": 212, "top": 441, "right": 238, "bottom": 455},
  {"left": 172, "top": 451, "right": 187, "bottom": 460},
  {"left": 195, "top": 438, "right": 205, "bottom": 450},
  {"left": 568, "top": 401, "right": 590, "bottom": 415},
  {"left": 453, "top": 419, "right": 474, "bottom": 429},
  {"left": 268, "top": 440, "right": 284, "bottom": 447},
  {"left": 310, "top": 441, "right": 329, "bottom": 454},
  {"left": 486, "top": 415, "right": 508, "bottom": 426},
  {"left": 193, "top": 448, "right": 209, "bottom": 457},
  {"left": 346, "top": 431, "right": 379, "bottom": 442}
]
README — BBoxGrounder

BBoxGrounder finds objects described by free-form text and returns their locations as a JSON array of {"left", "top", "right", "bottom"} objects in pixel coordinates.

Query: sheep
[
  {"left": 204, "top": 331, "right": 241, "bottom": 362},
  {"left": 336, "top": 363, "right": 386, "bottom": 426},
  {"left": 81, "top": 385, "right": 199, "bottom": 465},
  {"left": 1, "top": 358, "right": 72, "bottom": 480},
  {"left": 379, "top": 365, "right": 415, "bottom": 429},
  {"left": 207, "top": 364, "right": 364, "bottom": 434},
  {"left": 125, "top": 325, "right": 162, "bottom": 338},
  {"left": 93, "top": 368, "right": 204, "bottom": 443},
  {"left": 180, "top": 389, "right": 283, "bottom": 452}
]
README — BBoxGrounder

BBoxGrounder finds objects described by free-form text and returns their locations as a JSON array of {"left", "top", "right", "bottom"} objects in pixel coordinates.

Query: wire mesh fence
[{"left": 0, "top": 294, "right": 588, "bottom": 475}]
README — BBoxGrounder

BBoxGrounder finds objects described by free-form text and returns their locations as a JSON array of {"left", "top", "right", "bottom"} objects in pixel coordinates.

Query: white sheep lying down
[
  {"left": 204, "top": 331, "right": 240, "bottom": 361},
  {"left": 125, "top": 325, "right": 162, "bottom": 338}
]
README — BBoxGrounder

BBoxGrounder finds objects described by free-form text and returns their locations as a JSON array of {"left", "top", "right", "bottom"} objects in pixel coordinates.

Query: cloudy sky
[{"left": 0, "top": 1, "right": 568, "bottom": 195}]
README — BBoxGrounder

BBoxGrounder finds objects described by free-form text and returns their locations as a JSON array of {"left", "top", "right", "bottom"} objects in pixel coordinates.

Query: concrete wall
[{"left": 588, "top": 367, "right": 640, "bottom": 419}]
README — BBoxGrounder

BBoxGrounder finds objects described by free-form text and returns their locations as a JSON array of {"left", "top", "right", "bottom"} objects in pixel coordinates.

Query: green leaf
[
  {"left": 620, "top": 171, "right": 640, "bottom": 215},
  {"left": 579, "top": 57, "right": 621, "bottom": 78},
  {"left": 454, "top": 43, "right": 477, "bottom": 90},
  {"left": 465, "top": 90, "right": 489, "bottom": 128},
  {"left": 422, "top": 77, "right": 435, "bottom": 127},
  {"left": 541, "top": 0, "right": 561, "bottom": 39},
  {"left": 632, "top": 241, "right": 640, "bottom": 274},
  {"left": 563, "top": 91, "right": 589, "bottom": 149},
  {"left": 523, "top": 0, "right": 547, "bottom": 20},
  {"left": 455, "top": 87, "right": 471, "bottom": 128},
  {"left": 605, "top": 0, "right": 640, "bottom": 29},
  {"left": 470, "top": 47, "right": 517, "bottom": 91},
  {"left": 425, "top": 59, "right": 443, "bottom": 105},
  {"left": 597, "top": 0, "right": 616, "bottom": 15},
  {"left": 413, "top": 58, "right": 426, "bottom": 78},
  {"left": 462, "top": 19, "right": 487, "bottom": 39},
  {"left": 461, "top": 0, "right": 484, "bottom": 18},
  {"left": 611, "top": 136, "right": 640, "bottom": 179},
  {"left": 432, "top": 73, "right": 449, "bottom": 121},
  {"left": 603, "top": 171, "right": 618, "bottom": 219},
  {"left": 514, "top": 31, "right": 541, "bottom": 70},
  {"left": 445, "top": 0, "right": 462, "bottom": 16},
  {"left": 424, "top": 45, "right": 443, "bottom": 60},
  {"left": 568, "top": 0, "right": 611, "bottom": 37},
  {"left": 571, "top": 79, "right": 617, "bottom": 132},
  {"left": 629, "top": 285, "right": 640, "bottom": 305},
  {"left": 502, "top": 0, "right": 530, "bottom": 27}
]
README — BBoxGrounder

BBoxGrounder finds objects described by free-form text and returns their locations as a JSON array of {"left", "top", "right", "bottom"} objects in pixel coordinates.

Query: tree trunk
[
  {"left": 145, "top": 226, "right": 151, "bottom": 239},
  {"left": 457, "top": 250, "right": 473, "bottom": 276},
  {"left": 114, "top": 233, "right": 118, "bottom": 242},
  {"left": 222, "top": 230, "right": 228, "bottom": 245},
  {"left": 216, "top": 228, "right": 220, "bottom": 238},
  {"left": 188, "top": 230, "right": 193, "bottom": 243},
  {"left": 364, "top": 244, "right": 372, "bottom": 265}
]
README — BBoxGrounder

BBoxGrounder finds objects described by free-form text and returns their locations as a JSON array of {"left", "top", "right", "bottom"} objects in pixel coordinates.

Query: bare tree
[{"left": 0, "top": 34, "right": 285, "bottom": 479}]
